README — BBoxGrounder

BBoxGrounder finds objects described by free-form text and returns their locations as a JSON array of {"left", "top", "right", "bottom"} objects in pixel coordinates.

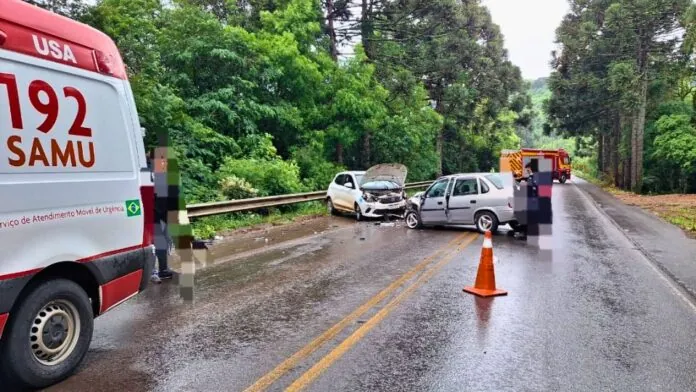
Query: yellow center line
[
  {"left": 284, "top": 233, "right": 479, "bottom": 392},
  {"left": 242, "top": 232, "right": 471, "bottom": 392}
]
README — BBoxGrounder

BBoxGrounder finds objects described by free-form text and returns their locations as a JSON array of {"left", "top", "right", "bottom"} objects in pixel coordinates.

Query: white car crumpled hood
[{"left": 361, "top": 164, "right": 408, "bottom": 187}]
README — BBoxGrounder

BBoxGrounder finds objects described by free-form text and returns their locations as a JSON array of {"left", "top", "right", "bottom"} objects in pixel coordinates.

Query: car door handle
[
  {"left": 470, "top": 200, "right": 476, "bottom": 204},
  {"left": 437, "top": 201, "right": 443, "bottom": 205}
]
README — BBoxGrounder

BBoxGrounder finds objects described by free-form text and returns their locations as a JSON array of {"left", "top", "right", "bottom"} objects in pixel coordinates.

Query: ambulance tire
[{"left": 0, "top": 279, "right": 94, "bottom": 390}]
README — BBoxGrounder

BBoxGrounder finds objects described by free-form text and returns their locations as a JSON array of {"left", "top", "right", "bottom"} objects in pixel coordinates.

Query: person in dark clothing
[
  {"left": 151, "top": 143, "right": 175, "bottom": 281},
  {"left": 513, "top": 162, "right": 539, "bottom": 240}
]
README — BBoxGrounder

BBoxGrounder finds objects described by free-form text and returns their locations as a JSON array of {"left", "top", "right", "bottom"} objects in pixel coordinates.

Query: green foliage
[
  {"left": 218, "top": 157, "right": 305, "bottom": 196},
  {"left": 25, "top": 0, "right": 89, "bottom": 18},
  {"left": 547, "top": 0, "right": 693, "bottom": 193},
  {"left": 219, "top": 175, "right": 260, "bottom": 199},
  {"left": 290, "top": 137, "right": 346, "bottom": 191},
  {"left": 651, "top": 114, "right": 696, "bottom": 191},
  {"left": 572, "top": 155, "right": 599, "bottom": 180},
  {"left": 191, "top": 201, "right": 327, "bottom": 239},
  {"left": 28, "top": 0, "right": 537, "bottom": 235}
]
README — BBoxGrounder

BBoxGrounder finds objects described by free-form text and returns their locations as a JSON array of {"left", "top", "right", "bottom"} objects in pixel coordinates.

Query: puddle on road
[
  {"left": 165, "top": 216, "right": 354, "bottom": 272},
  {"left": 212, "top": 216, "right": 349, "bottom": 256}
]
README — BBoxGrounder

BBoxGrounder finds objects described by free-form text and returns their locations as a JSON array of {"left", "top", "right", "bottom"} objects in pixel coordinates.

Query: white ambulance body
[{"left": 0, "top": 1, "right": 155, "bottom": 389}]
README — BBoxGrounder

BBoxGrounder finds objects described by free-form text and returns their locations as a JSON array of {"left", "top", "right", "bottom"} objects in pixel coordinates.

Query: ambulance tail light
[
  {"left": 140, "top": 185, "right": 155, "bottom": 247},
  {"left": 93, "top": 49, "right": 116, "bottom": 77}
]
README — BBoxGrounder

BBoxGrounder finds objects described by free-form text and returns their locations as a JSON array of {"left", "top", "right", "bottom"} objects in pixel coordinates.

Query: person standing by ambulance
[{"left": 151, "top": 137, "right": 175, "bottom": 281}]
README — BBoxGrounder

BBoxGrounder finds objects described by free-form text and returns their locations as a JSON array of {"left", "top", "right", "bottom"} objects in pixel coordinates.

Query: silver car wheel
[
  {"left": 406, "top": 212, "right": 419, "bottom": 229},
  {"left": 478, "top": 214, "right": 493, "bottom": 231}
]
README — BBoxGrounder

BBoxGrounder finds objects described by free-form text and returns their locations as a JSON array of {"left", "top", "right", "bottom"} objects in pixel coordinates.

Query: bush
[
  {"left": 572, "top": 155, "right": 598, "bottom": 179},
  {"left": 218, "top": 157, "right": 305, "bottom": 196},
  {"left": 291, "top": 146, "right": 344, "bottom": 191},
  {"left": 179, "top": 155, "right": 223, "bottom": 204},
  {"left": 219, "top": 175, "right": 259, "bottom": 199}
]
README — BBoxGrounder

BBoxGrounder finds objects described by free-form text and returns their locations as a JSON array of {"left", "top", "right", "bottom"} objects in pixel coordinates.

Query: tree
[
  {"left": 23, "top": 0, "right": 89, "bottom": 18},
  {"left": 547, "top": 0, "right": 691, "bottom": 192}
]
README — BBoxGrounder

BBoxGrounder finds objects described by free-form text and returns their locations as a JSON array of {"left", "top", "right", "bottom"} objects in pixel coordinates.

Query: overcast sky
[{"left": 481, "top": 0, "right": 569, "bottom": 81}]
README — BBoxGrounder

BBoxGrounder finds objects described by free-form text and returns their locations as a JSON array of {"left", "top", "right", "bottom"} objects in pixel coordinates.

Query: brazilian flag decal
[{"left": 125, "top": 199, "right": 142, "bottom": 217}]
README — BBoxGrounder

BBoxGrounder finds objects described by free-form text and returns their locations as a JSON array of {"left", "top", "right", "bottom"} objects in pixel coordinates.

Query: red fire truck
[{"left": 500, "top": 148, "right": 572, "bottom": 183}]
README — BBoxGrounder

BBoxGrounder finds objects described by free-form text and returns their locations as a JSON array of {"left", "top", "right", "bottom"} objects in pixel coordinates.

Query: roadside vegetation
[
  {"left": 546, "top": 0, "right": 696, "bottom": 195},
  {"left": 542, "top": 0, "right": 696, "bottom": 236},
  {"left": 578, "top": 173, "right": 696, "bottom": 237},
  {"left": 29, "top": 0, "right": 696, "bottom": 236},
  {"left": 193, "top": 201, "right": 328, "bottom": 239},
  {"left": 28, "top": 0, "right": 538, "bottom": 235}
]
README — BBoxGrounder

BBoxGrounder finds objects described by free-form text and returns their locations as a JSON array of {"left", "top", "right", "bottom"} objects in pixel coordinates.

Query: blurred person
[
  {"left": 513, "top": 161, "right": 539, "bottom": 241},
  {"left": 151, "top": 142, "right": 175, "bottom": 281}
]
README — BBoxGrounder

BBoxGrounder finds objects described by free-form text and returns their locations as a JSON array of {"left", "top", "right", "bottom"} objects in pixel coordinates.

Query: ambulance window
[{"left": 0, "top": 61, "right": 134, "bottom": 174}]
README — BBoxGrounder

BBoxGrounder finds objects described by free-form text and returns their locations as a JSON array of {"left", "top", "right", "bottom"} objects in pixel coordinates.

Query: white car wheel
[
  {"left": 355, "top": 204, "right": 364, "bottom": 221},
  {"left": 327, "top": 198, "right": 337, "bottom": 215}
]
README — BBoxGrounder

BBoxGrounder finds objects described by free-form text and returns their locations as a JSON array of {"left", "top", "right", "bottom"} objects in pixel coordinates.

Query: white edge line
[{"left": 573, "top": 178, "right": 696, "bottom": 313}]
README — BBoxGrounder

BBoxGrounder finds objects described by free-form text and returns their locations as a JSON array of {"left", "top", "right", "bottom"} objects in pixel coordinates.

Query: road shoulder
[{"left": 573, "top": 177, "right": 696, "bottom": 300}]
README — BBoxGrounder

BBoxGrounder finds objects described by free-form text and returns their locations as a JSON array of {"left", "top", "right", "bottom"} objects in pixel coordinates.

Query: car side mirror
[{"left": 345, "top": 182, "right": 354, "bottom": 189}]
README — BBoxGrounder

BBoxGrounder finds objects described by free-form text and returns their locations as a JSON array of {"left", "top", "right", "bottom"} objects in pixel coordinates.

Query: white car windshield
[{"left": 355, "top": 174, "right": 364, "bottom": 185}]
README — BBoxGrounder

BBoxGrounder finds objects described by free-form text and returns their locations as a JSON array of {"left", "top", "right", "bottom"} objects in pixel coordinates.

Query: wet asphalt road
[{"left": 43, "top": 181, "right": 696, "bottom": 392}]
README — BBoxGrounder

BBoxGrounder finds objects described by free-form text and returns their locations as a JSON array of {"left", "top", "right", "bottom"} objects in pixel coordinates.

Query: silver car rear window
[{"left": 484, "top": 174, "right": 504, "bottom": 190}]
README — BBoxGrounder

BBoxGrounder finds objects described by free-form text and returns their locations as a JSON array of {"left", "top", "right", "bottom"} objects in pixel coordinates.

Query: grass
[
  {"left": 663, "top": 208, "right": 696, "bottom": 233},
  {"left": 577, "top": 172, "right": 696, "bottom": 237},
  {"left": 191, "top": 201, "right": 328, "bottom": 239},
  {"left": 405, "top": 189, "right": 424, "bottom": 197}
]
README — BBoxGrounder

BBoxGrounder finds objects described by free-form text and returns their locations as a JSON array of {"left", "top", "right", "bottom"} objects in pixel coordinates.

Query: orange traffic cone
[{"left": 463, "top": 230, "right": 507, "bottom": 297}]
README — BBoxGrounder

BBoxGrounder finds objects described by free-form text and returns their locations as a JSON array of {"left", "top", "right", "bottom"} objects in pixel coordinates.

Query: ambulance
[{"left": 0, "top": 1, "right": 155, "bottom": 388}]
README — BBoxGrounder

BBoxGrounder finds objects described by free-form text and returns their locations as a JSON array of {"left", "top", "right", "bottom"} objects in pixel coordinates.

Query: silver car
[{"left": 405, "top": 172, "right": 516, "bottom": 233}]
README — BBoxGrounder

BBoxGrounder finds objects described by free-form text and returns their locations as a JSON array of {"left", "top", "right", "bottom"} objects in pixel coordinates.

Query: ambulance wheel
[
  {"left": 475, "top": 211, "right": 499, "bottom": 234},
  {"left": 0, "top": 279, "right": 94, "bottom": 390},
  {"left": 559, "top": 173, "right": 567, "bottom": 184}
]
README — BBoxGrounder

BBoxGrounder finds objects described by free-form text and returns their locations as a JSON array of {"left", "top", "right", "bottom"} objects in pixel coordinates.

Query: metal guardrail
[{"left": 186, "top": 181, "right": 433, "bottom": 218}]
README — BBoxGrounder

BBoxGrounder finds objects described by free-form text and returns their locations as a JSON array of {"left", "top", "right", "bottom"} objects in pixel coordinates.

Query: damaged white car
[{"left": 326, "top": 164, "right": 408, "bottom": 220}]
